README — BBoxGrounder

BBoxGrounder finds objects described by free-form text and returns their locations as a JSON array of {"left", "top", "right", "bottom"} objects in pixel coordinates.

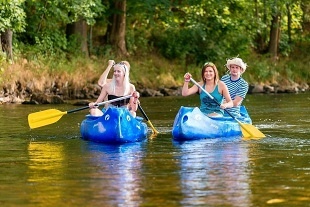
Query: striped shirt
[{"left": 221, "top": 74, "right": 249, "bottom": 116}]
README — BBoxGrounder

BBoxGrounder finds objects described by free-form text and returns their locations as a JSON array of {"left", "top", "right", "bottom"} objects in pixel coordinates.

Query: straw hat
[{"left": 226, "top": 57, "right": 247, "bottom": 72}]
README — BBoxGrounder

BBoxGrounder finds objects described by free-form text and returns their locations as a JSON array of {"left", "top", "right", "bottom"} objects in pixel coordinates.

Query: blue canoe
[
  {"left": 80, "top": 107, "right": 148, "bottom": 144},
  {"left": 172, "top": 106, "right": 252, "bottom": 141}
]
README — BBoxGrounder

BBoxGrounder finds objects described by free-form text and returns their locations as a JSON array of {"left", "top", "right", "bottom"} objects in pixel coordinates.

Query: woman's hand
[
  {"left": 184, "top": 72, "right": 191, "bottom": 82},
  {"left": 220, "top": 103, "right": 230, "bottom": 110},
  {"left": 89, "top": 102, "right": 97, "bottom": 109},
  {"left": 108, "top": 60, "right": 115, "bottom": 67},
  {"left": 132, "top": 91, "right": 140, "bottom": 104},
  {"left": 132, "top": 91, "right": 140, "bottom": 99}
]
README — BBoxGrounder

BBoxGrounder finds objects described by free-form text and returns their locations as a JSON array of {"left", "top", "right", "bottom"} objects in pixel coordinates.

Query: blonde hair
[{"left": 110, "top": 61, "right": 131, "bottom": 95}]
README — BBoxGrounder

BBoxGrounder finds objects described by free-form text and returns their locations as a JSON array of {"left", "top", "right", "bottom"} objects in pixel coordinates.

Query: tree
[
  {"left": 1, "top": 29, "right": 13, "bottom": 61},
  {"left": 301, "top": 0, "right": 310, "bottom": 36},
  {"left": 21, "top": 0, "right": 104, "bottom": 58},
  {"left": 65, "top": 0, "right": 105, "bottom": 57},
  {"left": 0, "top": 0, "right": 26, "bottom": 62},
  {"left": 66, "top": 19, "right": 89, "bottom": 57},
  {"left": 107, "top": 0, "right": 128, "bottom": 57},
  {"left": 268, "top": 12, "right": 281, "bottom": 60}
]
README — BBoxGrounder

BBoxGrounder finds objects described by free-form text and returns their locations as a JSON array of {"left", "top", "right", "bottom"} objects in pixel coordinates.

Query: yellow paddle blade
[
  {"left": 28, "top": 109, "right": 67, "bottom": 129},
  {"left": 239, "top": 123, "right": 266, "bottom": 139}
]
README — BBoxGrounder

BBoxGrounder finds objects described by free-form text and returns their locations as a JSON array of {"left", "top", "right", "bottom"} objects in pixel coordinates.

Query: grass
[{"left": 1, "top": 51, "right": 309, "bottom": 97}]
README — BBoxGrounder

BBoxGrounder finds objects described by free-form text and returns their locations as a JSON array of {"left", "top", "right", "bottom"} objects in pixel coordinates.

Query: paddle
[
  {"left": 138, "top": 104, "right": 159, "bottom": 134},
  {"left": 190, "top": 78, "right": 265, "bottom": 139},
  {"left": 28, "top": 95, "right": 132, "bottom": 129}
]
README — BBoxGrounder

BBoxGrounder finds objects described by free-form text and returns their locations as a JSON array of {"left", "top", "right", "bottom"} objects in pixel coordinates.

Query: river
[{"left": 0, "top": 93, "right": 309, "bottom": 207}]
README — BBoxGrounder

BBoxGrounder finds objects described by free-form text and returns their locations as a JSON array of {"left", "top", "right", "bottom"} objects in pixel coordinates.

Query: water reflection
[
  {"left": 82, "top": 141, "right": 146, "bottom": 206},
  {"left": 1, "top": 93, "right": 309, "bottom": 206},
  {"left": 173, "top": 138, "right": 250, "bottom": 207},
  {"left": 27, "top": 141, "right": 66, "bottom": 205}
]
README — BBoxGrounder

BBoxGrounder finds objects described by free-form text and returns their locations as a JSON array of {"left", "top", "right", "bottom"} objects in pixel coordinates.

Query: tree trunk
[
  {"left": 301, "top": 0, "right": 310, "bottom": 36},
  {"left": 268, "top": 14, "right": 281, "bottom": 61},
  {"left": 89, "top": 26, "right": 93, "bottom": 56},
  {"left": 1, "top": 29, "right": 14, "bottom": 62},
  {"left": 66, "top": 19, "right": 89, "bottom": 57},
  {"left": 109, "top": 0, "right": 129, "bottom": 57},
  {"left": 286, "top": 3, "right": 292, "bottom": 44},
  {"left": 253, "top": 0, "right": 268, "bottom": 53},
  {"left": 253, "top": 0, "right": 262, "bottom": 52}
]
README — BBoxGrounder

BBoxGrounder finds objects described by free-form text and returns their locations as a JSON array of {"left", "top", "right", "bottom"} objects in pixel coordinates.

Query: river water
[{"left": 0, "top": 93, "right": 309, "bottom": 207}]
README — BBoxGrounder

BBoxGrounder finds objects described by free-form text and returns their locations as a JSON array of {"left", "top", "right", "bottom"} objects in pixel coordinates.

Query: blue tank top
[{"left": 199, "top": 84, "right": 224, "bottom": 115}]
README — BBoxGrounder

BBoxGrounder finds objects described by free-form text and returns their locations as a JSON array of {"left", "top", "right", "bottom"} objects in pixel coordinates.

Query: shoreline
[{"left": 0, "top": 81, "right": 309, "bottom": 105}]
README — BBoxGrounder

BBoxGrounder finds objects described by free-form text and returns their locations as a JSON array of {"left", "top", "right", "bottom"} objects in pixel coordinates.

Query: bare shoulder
[
  {"left": 102, "top": 82, "right": 112, "bottom": 92},
  {"left": 218, "top": 81, "right": 229, "bottom": 92},
  {"left": 218, "top": 80, "right": 227, "bottom": 87},
  {"left": 130, "top": 83, "right": 136, "bottom": 90},
  {"left": 102, "top": 82, "right": 111, "bottom": 89},
  {"left": 197, "top": 81, "right": 204, "bottom": 86}
]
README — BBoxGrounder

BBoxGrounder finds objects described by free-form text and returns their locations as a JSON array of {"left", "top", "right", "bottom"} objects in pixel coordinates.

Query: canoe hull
[
  {"left": 80, "top": 107, "right": 148, "bottom": 144},
  {"left": 172, "top": 106, "right": 252, "bottom": 141}
]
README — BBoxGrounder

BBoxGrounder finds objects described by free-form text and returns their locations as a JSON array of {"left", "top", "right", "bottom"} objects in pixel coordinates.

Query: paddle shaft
[
  {"left": 190, "top": 78, "right": 237, "bottom": 120},
  {"left": 138, "top": 104, "right": 159, "bottom": 134},
  {"left": 67, "top": 95, "right": 132, "bottom": 114},
  {"left": 190, "top": 78, "right": 265, "bottom": 138},
  {"left": 138, "top": 104, "right": 150, "bottom": 121},
  {"left": 28, "top": 95, "right": 133, "bottom": 129}
]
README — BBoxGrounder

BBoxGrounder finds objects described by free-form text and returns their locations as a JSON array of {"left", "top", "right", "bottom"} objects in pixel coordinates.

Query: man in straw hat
[{"left": 221, "top": 57, "right": 249, "bottom": 117}]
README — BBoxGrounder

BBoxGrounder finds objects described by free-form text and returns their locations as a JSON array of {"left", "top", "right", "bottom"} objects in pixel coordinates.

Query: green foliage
[
  {"left": 279, "top": 33, "right": 292, "bottom": 56},
  {"left": 245, "top": 57, "right": 275, "bottom": 82},
  {"left": 0, "top": 50, "right": 7, "bottom": 83},
  {"left": 126, "top": 29, "right": 150, "bottom": 55},
  {"left": 13, "top": 0, "right": 105, "bottom": 56},
  {"left": 0, "top": 0, "right": 26, "bottom": 32},
  {"left": 1, "top": 0, "right": 309, "bottom": 87},
  {"left": 18, "top": 31, "right": 68, "bottom": 61},
  {"left": 147, "top": 0, "right": 254, "bottom": 66},
  {"left": 66, "top": 0, "right": 105, "bottom": 25}
]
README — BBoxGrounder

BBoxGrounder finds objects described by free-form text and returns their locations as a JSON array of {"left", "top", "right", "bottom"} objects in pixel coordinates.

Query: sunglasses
[{"left": 113, "top": 62, "right": 127, "bottom": 72}]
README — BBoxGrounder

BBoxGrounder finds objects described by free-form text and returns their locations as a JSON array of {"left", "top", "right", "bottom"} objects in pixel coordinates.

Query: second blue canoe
[{"left": 172, "top": 106, "right": 252, "bottom": 141}]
